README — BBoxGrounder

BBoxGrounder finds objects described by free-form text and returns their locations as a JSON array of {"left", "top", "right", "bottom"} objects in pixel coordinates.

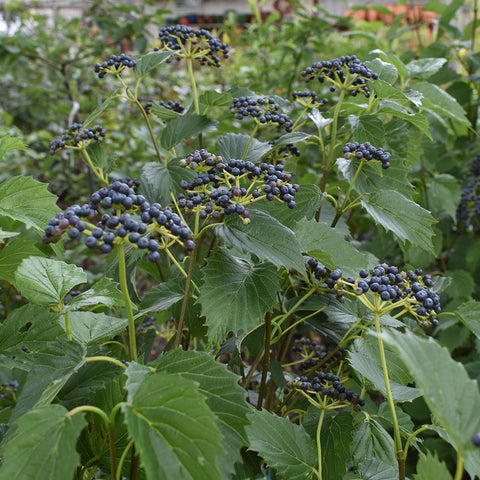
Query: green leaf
[
  {"left": 362, "top": 190, "right": 436, "bottom": 252},
  {"left": 272, "top": 131, "right": 314, "bottom": 148},
  {"left": 215, "top": 209, "right": 305, "bottom": 272},
  {"left": 15, "top": 256, "right": 87, "bottom": 308},
  {"left": 139, "top": 160, "right": 197, "bottom": 206},
  {"left": 83, "top": 89, "right": 119, "bottom": 129},
  {"left": 160, "top": 113, "right": 217, "bottom": 150},
  {"left": 372, "top": 81, "right": 412, "bottom": 103},
  {"left": 0, "top": 135, "right": 28, "bottom": 161},
  {"left": 349, "top": 115, "right": 385, "bottom": 146},
  {"left": 0, "top": 228, "right": 19, "bottom": 241},
  {"left": 0, "top": 176, "right": 60, "bottom": 232},
  {"left": 216, "top": 133, "right": 272, "bottom": 163},
  {"left": 348, "top": 337, "right": 421, "bottom": 402},
  {"left": 138, "top": 273, "right": 184, "bottom": 316},
  {"left": 357, "top": 458, "right": 398, "bottom": 480},
  {"left": 199, "top": 90, "right": 233, "bottom": 107},
  {"left": 369, "top": 49, "right": 408, "bottom": 80},
  {"left": 134, "top": 51, "right": 174, "bottom": 77},
  {"left": 150, "top": 102, "right": 182, "bottom": 121},
  {"left": 294, "top": 218, "right": 369, "bottom": 277},
  {"left": 413, "top": 451, "right": 452, "bottom": 480},
  {"left": 377, "top": 104, "right": 431, "bottom": 138},
  {"left": 0, "top": 238, "right": 46, "bottom": 285},
  {"left": 456, "top": 300, "right": 480, "bottom": 340},
  {"left": 0, "top": 404, "right": 86, "bottom": 480},
  {"left": 406, "top": 58, "right": 447, "bottom": 80},
  {"left": 425, "top": 174, "right": 461, "bottom": 220},
  {"left": 382, "top": 329, "right": 480, "bottom": 456},
  {"left": 64, "top": 276, "right": 125, "bottom": 312},
  {"left": 246, "top": 409, "right": 317, "bottom": 480},
  {"left": 367, "top": 59, "right": 398, "bottom": 84},
  {"left": 59, "top": 311, "right": 127, "bottom": 346},
  {"left": 123, "top": 371, "right": 224, "bottom": 480},
  {"left": 85, "top": 141, "right": 112, "bottom": 172},
  {"left": 152, "top": 349, "right": 251, "bottom": 478},
  {"left": 12, "top": 340, "right": 86, "bottom": 421},
  {"left": 351, "top": 416, "right": 397, "bottom": 469},
  {"left": 413, "top": 81, "right": 469, "bottom": 126},
  {"left": 198, "top": 248, "right": 281, "bottom": 343}
]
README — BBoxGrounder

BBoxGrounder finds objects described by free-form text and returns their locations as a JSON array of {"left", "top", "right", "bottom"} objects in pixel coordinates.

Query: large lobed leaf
[
  {"left": 160, "top": 113, "right": 217, "bottom": 150},
  {"left": 0, "top": 404, "right": 86, "bottom": 480},
  {"left": 246, "top": 409, "right": 318, "bottom": 480},
  {"left": 198, "top": 248, "right": 281, "bottom": 343},
  {"left": 123, "top": 370, "right": 225, "bottom": 480}
]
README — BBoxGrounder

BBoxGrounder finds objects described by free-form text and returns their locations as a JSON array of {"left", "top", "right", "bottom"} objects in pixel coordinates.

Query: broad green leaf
[
  {"left": 160, "top": 113, "right": 217, "bottom": 150},
  {"left": 0, "top": 304, "right": 64, "bottom": 352},
  {"left": 377, "top": 104, "right": 431, "bottom": 138},
  {"left": 150, "top": 102, "right": 182, "bottom": 120},
  {"left": 425, "top": 174, "right": 461, "bottom": 220},
  {"left": 0, "top": 228, "right": 19, "bottom": 241},
  {"left": 198, "top": 248, "right": 281, "bottom": 343},
  {"left": 369, "top": 49, "right": 408, "bottom": 80},
  {"left": 152, "top": 349, "right": 250, "bottom": 478},
  {"left": 139, "top": 160, "right": 197, "bottom": 206},
  {"left": 294, "top": 218, "right": 369, "bottom": 277},
  {"left": 0, "top": 238, "right": 46, "bottom": 285},
  {"left": 362, "top": 190, "right": 436, "bottom": 252},
  {"left": 336, "top": 155, "right": 414, "bottom": 200},
  {"left": 349, "top": 115, "right": 385, "bottom": 146},
  {"left": 382, "top": 329, "right": 480, "bottom": 456},
  {"left": 134, "top": 50, "right": 174, "bottom": 77},
  {"left": 357, "top": 457, "right": 398, "bottom": 480},
  {"left": 456, "top": 300, "right": 480, "bottom": 340},
  {"left": 413, "top": 451, "right": 452, "bottom": 480},
  {"left": 139, "top": 273, "right": 184, "bottom": 315},
  {"left": 0, "top": 404, "right": 86, "bottom": 480},
  {"left": 64, "top": 276, "right": 125, "bottom": 312},
  {"left": 12, "top": 340, "right": 86, "bottom": 421},
  {"left": 272, "top": 131, "right": 314, "bottom": 148},
  {"left": 15, "top": 256, "right": 87, "bottom": 308},
  {"left": 413, "top": 81, "right": 469, "bottom": 126},
  {"left": 372, "top": 81, "right": 411, "bottom": 102},
  {"left": 124, "top": 362, "right": 153, "bottom": 402},
  {"left": 123, "top": 371, "right": 224, "bottom": 480},
  {"left": 348, "top": 337, "right": 421, "bottom": 402},
  {"left": 216, "top": 133, "right": 272, "bottom": 163},
  {"left": 215, "top": 209, "right": 305, "bottom": 273},
  {"left": 248, "top": 185, "right": 324, "bottom": 229},
  {"left": 406, "top": 58, "right": 447, "bottom": 80},
  {"left": 85, "top": 141, "right": 113, "bottom": 172},
  {"left": 246, "top": 409, "right": 317, "bottom": 480},
  {"left": 0, "top": 135, "right": 28, "bottom": 161},
  {"left": 367, "top": 59, "right": 398, "bottom": 84},
  {"left": 0, "top": 176, "right": 60, "bottom": 232},
  {"left": 351, "top": 416, "right": 397, "bottom": 469},
  {"left": 199, "top": 90, "right": 233, "bottom": 107},
  {"left": 59, "top": 311, "right": 127, "bottom": 346},
  {"left": 83, "top": 89, "right": 119, "bottom": 128}
]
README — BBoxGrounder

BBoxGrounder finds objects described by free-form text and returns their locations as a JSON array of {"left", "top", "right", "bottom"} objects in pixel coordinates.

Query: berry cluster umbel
[
  {"left": 342, "top": 141, "right": 391, "bottom": 169},
  {"left": 177, "top": 149, "right": 299, "bottom": 221},
  {"left": 292, "top": 337, "right": 345, "bottom": 373},
  {"left": 49, "top": 123, "right": 106, "bottom": 155},
  {"left": 94, "top": 54, "right": 136, "bottom": 78},
  {"left": 158, "top": 25, "right": 229, "bottom": 67},
  {"left": 230, "top": 96, "right": 294, "bottom": 132},
  {"left": 42, "top": 178, "right": 194, "bottom": 262},
  {"left": 291, "top": 90, "right": 328, "bottom": 107},
  {"left": 301, "top": 55, "right": 379, "bottom": 97},
  {"left": 293, "top": 372, "right": 365, "bottom": 408}
]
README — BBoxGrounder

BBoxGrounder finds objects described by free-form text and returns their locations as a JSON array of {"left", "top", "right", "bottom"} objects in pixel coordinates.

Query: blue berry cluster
[
  {"left": 342, "top": 142, "right": 391, "bottom": 169},
  {"left": 456, "top": 177, "right": 480, "bottom": 230},
  {"left": 94, "top": 54, "right": 136, "bottom": 78},
  {"left": 292, "top": 337, "right": 345, "bottom": 372},
  {"left": 177, "top": 149, "right": 299, "bottom": 221},
  {"left": 42, "top": 178, "right": 194, "bottom": 261},
  {"left": 230, "top": 96, "right": 294, "bottom": 132},
  {"left": 143, "top": 100, "right": 185, "bottom": 115},
  {"left": 158, "top": 25, "right": 229, "bottom": 67},
  {"left": 291, "top": 90, "right": 328, "bottom": 106},
  {"left": 306, "top": 257, "right": 343, "bottom": 289},
  {"left": 472, "top": 432, "right": 480, "bottom": 447},
  {"left": 293, "top": 372, "right": 365, "bottom": 408},
  {"left": 49, "top": 123, "right": 106, "bottom": 155},
  {"left": 301, "top": 55, "right": 379, "bottom": 97}
]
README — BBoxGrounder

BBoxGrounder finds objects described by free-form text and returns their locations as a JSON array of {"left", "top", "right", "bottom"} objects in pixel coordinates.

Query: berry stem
[
  {"left": 257, "top": 311, "right": 272, "bottom": 410},
  {"left": 80, "top": 147, "right": 108, "bottom": 184},
  {"left": 316, "top": 406, "right": 326, "bottom": 480},
  {"left": 64, "top": 312, "right": 72, "bottom": 341},
  {"left": 242, "top": 124, "right": 259, "bottom": 161},
  {"left": 117, "top": 244, "right": 137, "bottom": 362},
  {"left": 373, "top": 298, "right": 405, "bottom": 480},
  {"left": 186, "top": 56, "right": 200, "bottom": 115},
  {"left": 403, "top": 426, "right": 429, "bottom": 461},
  {"left": 84, "top": 356, "right": 127, "bottom": 369},
  {"left": 116, "top": 439, "right": 134, "bottom": 480},
  {"left": 453, "top": 451, "right": 464, "bottom": 480}
]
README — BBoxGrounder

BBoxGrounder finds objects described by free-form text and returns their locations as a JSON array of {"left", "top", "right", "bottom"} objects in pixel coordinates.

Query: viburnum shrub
[{"left": 1, "top": 10, "right": 480, "bottom": 480}]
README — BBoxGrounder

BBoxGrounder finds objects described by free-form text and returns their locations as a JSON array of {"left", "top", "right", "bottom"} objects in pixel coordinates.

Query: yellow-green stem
[
  {"left": 242, "top": 124, "right": 259, "bottom": 161},
  {"left": 257, "top": 312, "right": 272, "bottom": 410},
  {"left": 187, "top": 57, "right": 200, "bottom": 114},
  {"left": 117, "top": 245, "right": 137, "bottom": 361},
  {"left": 85, "top": 356, "right": 127, "bottom": 369},
  {"left": 373, "top": 301, "right": 405, "bottom": 480},
  {"left": 116, "top": 439, "right": 134, "bottom": 480},
  {"left": 64, "top": 312, "right": 72, "bottom": 341},
  {"left": 316, "top": 407, "right": 326, "bottom": 480},
  {"left": 454, "top": 452, "right": 464, "bottom": 480}
]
